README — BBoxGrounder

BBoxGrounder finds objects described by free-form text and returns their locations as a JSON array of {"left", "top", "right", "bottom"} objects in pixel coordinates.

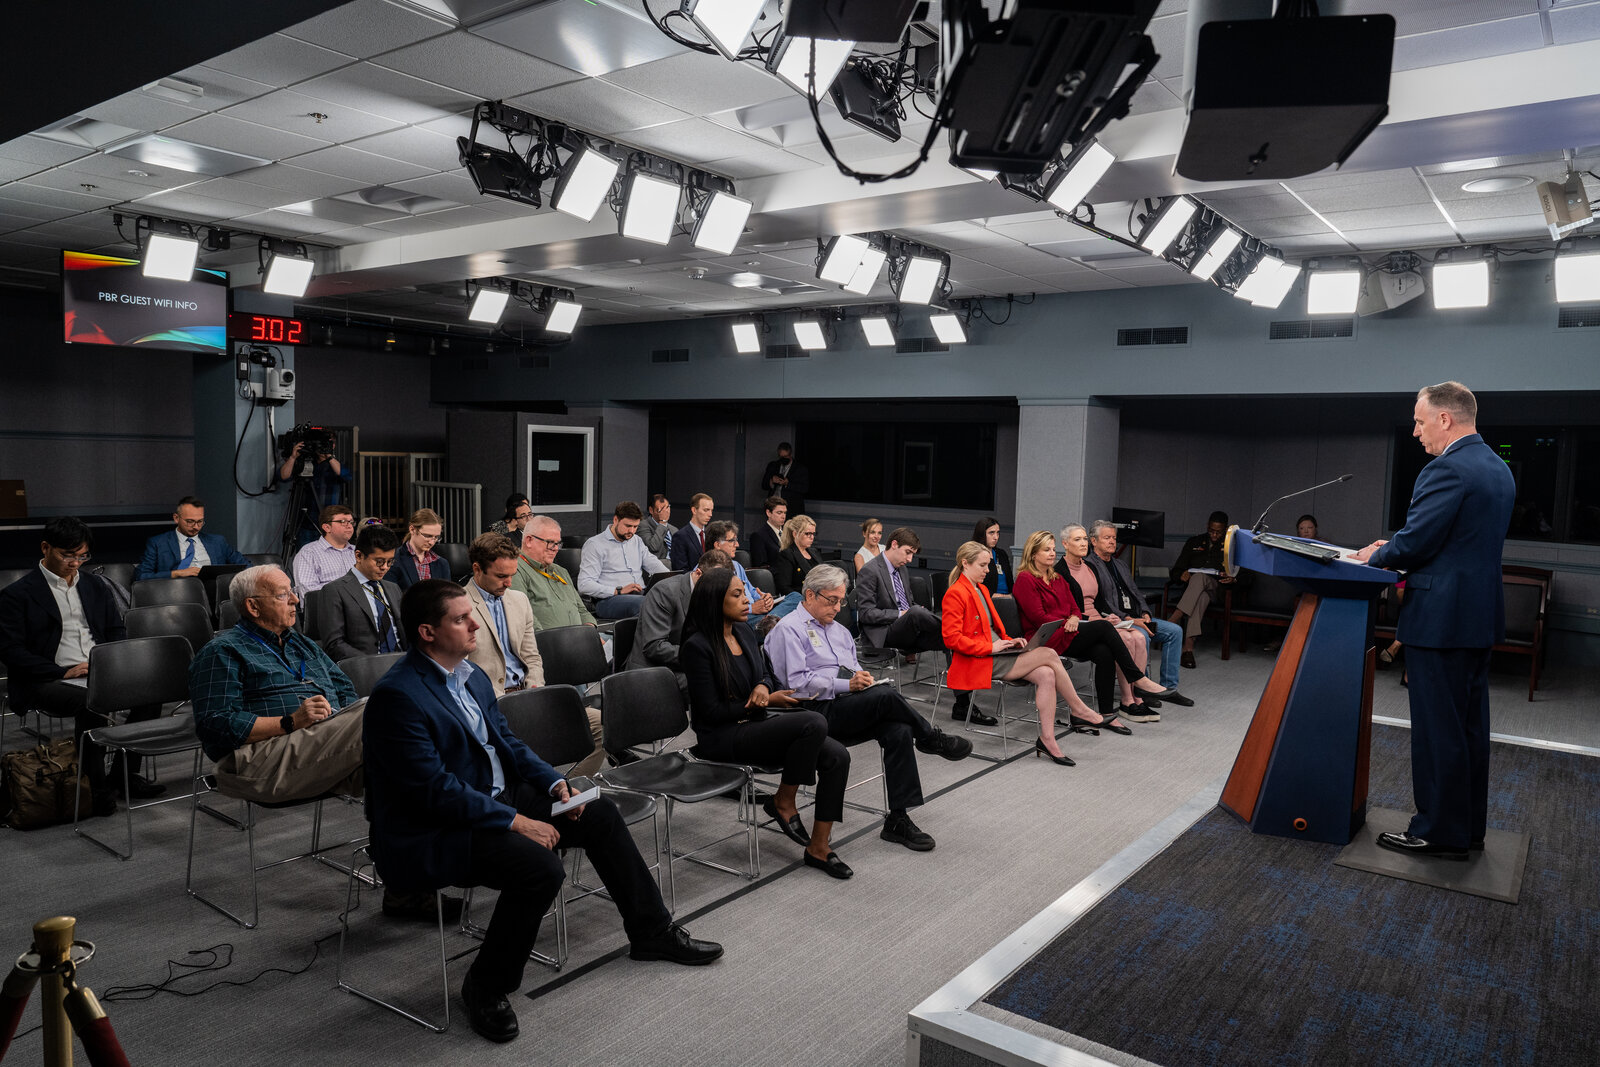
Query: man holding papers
[{"left": 1166, "top": 510, "right": 1236, "bottom": 668}]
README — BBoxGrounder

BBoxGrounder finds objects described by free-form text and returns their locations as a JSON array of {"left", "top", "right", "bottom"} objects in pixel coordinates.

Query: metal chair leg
[{"left": 337, "top": 847, "right": 451, "bottom": 1032}]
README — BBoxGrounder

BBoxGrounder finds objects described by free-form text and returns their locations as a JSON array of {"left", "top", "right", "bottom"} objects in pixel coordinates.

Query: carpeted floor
[{"left": 984, "top": 723, "right": 1600, "bottom": 1066}]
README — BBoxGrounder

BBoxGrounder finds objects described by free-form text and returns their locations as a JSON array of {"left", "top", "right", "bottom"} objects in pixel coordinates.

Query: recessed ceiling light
[{"left": 1461, "top": 176, "right": 1534, "bottom": 193}]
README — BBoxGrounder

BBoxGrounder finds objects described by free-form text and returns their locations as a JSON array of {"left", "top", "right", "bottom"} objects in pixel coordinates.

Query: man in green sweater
[{"left": 512, "top": 515, "right": 598, "bottom": 630}]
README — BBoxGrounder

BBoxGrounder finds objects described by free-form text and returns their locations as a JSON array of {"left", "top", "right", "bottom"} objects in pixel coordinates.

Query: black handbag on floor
[{"left": 2, "top": 737, "right": 93, "bottom": 830}]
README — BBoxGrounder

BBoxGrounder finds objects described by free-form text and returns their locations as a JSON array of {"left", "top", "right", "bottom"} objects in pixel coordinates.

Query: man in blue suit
[
  {"left": 364, "top": 579, "right": 723, "bottom": 1044},
  {"left": 136, "top": 496, "right": 250, "bottom": 581},
  {"left": 1356, "top": 382, "right": 1515, "bottom": 860}
]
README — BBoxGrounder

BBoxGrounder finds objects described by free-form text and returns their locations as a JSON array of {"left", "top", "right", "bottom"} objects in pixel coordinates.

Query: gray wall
[{"left": 292, "top": 346, "right": 446, "bottom": 453}]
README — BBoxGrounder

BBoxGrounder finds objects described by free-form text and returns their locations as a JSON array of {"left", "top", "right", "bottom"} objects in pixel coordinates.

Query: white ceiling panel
[
  {"left": 1297, "top": 176, "right": 1435, "bottom": 213},
  {"left": 1031, "top": 272, "right": 1135, "bottom": 292},
  {"left": 231, "top": 163, "right": 367, "bottom": 197},
  {"left": 0, "top": 136, "right": 94, "bottom": 167},
  {"left": 232, "top": 208, "right": 350, "bottom": 236},
  {"left": 0, "top": 197, "right": 76, "bottom": 223},
  {"left": 1243, "top": 215, "right": 1338, "bottom": 239},
  {"left": 614, "top": 117, "right": 772, "bottom": 165},
  {"left": 127, "top": 188, "right": 269, "bottom": 220},
  {"left": 1144, "top": 12, "right": 1189, "bottom": 83},
  {"left": 1333, "top": 0, "right": 1540, "bottom": 38},
  {"left": 2, "top": 183, "right": 117, "bottom": 212},
  {"left": 222, "top": 91, "right": 405, "bottom": 143},
  {"left": 78, "top": 92, "right": 206, "bottom": 135},
  {"left": 1209, "top": 191, "right": 1318, "bottom": 223},
  {"left": 373, "top": 31, "right": 583, "bottom": 100},
  {"left": 184, "top": 177, "right": 314, "bottom": 210},
  {"left": 1322, "top": 204, "right": 1453, "bottom": 232},
  {"left": 1456, "top": 216, "right": 1560, "bottom": 242},
  {"left": 509, "top": 79, "right": 690, "bottom": 137},
  {"left": 0, "top": 157, "right": 45, "bottom": 183},
  {"left": 54, "top": 155, "right": 207, "bottom": 192},
  {"left": 280, "top": 0, "right": 454, "bottom": 59},
  {"left": 18, "top": 169, "right": 171, "bottom": 205},
  {"left": 164, "top": 114, "right": 335, "bottom": 162},
  {"left": 286, "top": 145, "right": 437, "bottom": 184},
  {"left": 473, "top": 0, "right": 681, "bottom": 77},
  {"left": 694, "top": 146, "right": 814, "bottom": 180},
  {"left": 1340, "top": 223, "right": 1464, "bottom": 248},
  {"left": 1434, "top": 188, "right": 1548, "bottom": 222},
  {"left": 1391, "top": 15, "right": 1547, "bottom": 71},
  {"left": 1550, "top": 1, "right": 1600, "bottom": 45},
  {"left": 193, "top": 35, "right": 355, "bottom": 89},
  {"left": 296, "top": 65, "right": 478, "bottom": 125},
  {"left": 600, "top": 50, "right": 789, "bottom": 118},
  {"left": 346, "top": 125, "right": 463, "bottom": 173},
  {"left": 388, "top": 169, "right": 496, "bottom": 204}
]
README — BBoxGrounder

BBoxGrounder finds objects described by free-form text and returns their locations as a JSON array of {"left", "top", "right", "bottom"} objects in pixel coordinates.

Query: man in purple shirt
[
  {"left": 764, "top": 564, "right": 972, "bottom": 852},
  {"left": 291, "top": 504, "right": 357, "bottom": 595}
]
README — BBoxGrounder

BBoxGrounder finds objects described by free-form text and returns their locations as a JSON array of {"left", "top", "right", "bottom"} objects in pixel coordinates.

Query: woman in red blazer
[{"left": 941, "top": 541, "right": 1081, "bottom": 765}]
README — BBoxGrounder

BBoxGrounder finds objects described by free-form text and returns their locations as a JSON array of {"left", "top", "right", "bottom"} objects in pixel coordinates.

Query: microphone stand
[{"left": 1251, "top": 474, "right": 1353, "bottom": 535}]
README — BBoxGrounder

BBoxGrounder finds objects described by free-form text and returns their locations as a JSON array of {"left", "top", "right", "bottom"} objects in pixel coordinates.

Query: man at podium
[{"left": 1355, "top": 382, "right": 1514, "bottom": 860}]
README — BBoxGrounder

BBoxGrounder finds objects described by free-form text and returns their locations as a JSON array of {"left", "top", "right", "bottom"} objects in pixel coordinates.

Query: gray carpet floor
[{"left": 3, "top": 636, "right": 1592, "bottom": 1067}]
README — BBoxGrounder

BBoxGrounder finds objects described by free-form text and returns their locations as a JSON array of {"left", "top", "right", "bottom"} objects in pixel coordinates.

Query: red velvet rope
[
  {"left": 74, "top": 1016, "right": 131, "bottom": 1067},
  {"left": 0, "top": 988, "right": 32, "bottom": 1060}
]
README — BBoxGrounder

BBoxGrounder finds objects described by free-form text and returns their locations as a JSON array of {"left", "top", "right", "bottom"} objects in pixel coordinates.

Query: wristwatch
[{"left": 280, "top": 713, "right": 296, "bottom": 735}]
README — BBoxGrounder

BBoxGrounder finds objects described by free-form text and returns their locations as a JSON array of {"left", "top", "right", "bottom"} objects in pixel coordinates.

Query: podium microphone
[{"left": 1251, "top": 474, "right": 1353, "bottom": 534}]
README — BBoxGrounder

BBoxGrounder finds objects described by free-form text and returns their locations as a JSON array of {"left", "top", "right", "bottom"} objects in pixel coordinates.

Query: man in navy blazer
[
  {"left": 1357, "top": 382, "right": 1515, "bottom": 860},
  {"left": 363, "top": 579, "right": 722, "bottom": 1043},
  {"left": 136, "top": 496, "right": 250, "bottom": 581}
]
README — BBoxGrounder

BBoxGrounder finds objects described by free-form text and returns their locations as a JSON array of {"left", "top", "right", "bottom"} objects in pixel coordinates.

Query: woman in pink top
[{"left": 1056, "top": 523, "right": 1159, "bottom": 723}]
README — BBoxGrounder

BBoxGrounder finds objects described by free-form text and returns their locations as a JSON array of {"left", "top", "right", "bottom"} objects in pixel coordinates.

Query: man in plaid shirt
[{"left": 190, "top": 565, "right": 363, "bottom": 804}]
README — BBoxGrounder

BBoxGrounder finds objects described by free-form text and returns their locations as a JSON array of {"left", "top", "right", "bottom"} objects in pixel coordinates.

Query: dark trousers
[
  {"left": 884, "top": 606, "right": 945, "bottom": 654},
  {"left": 17, "top": 680, "right": 159, "bottom": 794},
  {"left": 694, "top": 711, "right": 850, "bottom": 822},
  {"left": 808, "top": 687, "right": 933, "bottom": 813},
  {"left": 1404, "top": 646, "right": 1492, "bottom": 849},
  {"left": 465, "top": 779, "right": 671, "bottom": 995},
  {"left": 1062, "top": 620, "right": 1149, "bottom": 716}
]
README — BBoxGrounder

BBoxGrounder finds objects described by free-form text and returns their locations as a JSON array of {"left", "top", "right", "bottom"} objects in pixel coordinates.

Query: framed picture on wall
[{"left": 526, "top": 425, "right": 594, "bottom": 513}]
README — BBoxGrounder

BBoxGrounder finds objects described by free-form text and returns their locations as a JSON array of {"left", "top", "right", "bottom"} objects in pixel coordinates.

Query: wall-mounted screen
[
  {"left": 525, "top": 424, "right": 594, "bottom": 513},
  {"left": 62, "top": 250, "right": 228, "bottom": 355}
]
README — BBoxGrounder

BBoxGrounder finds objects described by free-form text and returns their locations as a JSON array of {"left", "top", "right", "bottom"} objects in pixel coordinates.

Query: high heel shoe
[{"left": 1034, "top": 736, "right": 1076, "bottom": 766}]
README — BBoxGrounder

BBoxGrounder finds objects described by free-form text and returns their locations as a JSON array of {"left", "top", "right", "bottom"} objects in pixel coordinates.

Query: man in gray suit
[
  {"left": 855, "top": 527, "right": 944, "bottom": 654},
  {"left": 626, "top": 549, "right": 731, "bottom": 672},
  {"left": 638, "top": 494, "right": 677, "bottom": 565},
  {"left": 315, "top": 523, "right": 405, "bottom": 661}
]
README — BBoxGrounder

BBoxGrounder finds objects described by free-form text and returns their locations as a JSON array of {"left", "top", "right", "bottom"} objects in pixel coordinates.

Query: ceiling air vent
[
  {"left": 519, "top": 354, "right": 549, "bottom": 370},
  {"left": 895, "top": 337, "right": 950, "bottom": 354},
  {"left": 765, "top": 344, "right": 808, "bottom": 359},
  {"left": 1557, "top": 305, "right": 1600, "bottom": 328},
  {"left": 1269, "top": 317, "right": 1355, "bottom": 341},
  {"left": 462, "top": 357, "right": 489, "bottom": 372},
  {"left": 1117, "top": 326, "right": 1189, "bottom": 346},
  {"left": 650, "top": 348, "right": 690, "bottom": 364}
]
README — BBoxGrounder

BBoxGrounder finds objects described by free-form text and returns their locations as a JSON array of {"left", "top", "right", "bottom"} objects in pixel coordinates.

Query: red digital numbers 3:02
[{"left": 230, "top": 313, "right": 304, "bottom": 344}]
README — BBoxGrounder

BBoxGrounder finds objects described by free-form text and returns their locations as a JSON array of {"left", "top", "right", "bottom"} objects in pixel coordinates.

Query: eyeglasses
[
  {"left": 329, "top": 518, "right": 356, "bottom": 526},
  {"left": 810, "top": 592, "right": 846, "bottom": 607},
  {"left": 53, "top": 551, "right": 92, "bottom": 564},
  {"left": 249, "top": 592, "right": 296, "bottom": 603},
  {"left": 526, "top": 534, "right": 561, "bottom": 549},
  {"left": 513, "top": 510, "right": 532, "bottom": 520},
  {"left": 366, "top": 557, "right": 395, "bottom": 569}
]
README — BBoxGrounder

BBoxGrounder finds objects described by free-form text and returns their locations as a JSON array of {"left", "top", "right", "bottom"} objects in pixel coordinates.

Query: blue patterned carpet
[{"left": 986, "top": 725, "right": 1600, "bottom": 1065}]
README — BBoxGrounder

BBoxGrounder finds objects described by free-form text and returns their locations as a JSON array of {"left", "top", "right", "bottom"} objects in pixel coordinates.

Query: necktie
[
  {"left": 698, "top": 528, "right": 705, "bottom": 552},
  {"left": 179, "top": 537, "right": 196, "bottom": 569},
  {"left": 664, "top": 527, "right": 673, "bottom": 553},
  {"left": 890, "top": 567, "right": 909, "bottom": 612},
  {"left": 368, "top": 581, "right": 397, "bottom": 652}
]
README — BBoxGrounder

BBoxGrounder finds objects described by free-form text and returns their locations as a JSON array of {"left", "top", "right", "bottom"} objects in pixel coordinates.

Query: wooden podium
[{"left": 1218, "top": 528, "right": 1398, "bottom": 845}]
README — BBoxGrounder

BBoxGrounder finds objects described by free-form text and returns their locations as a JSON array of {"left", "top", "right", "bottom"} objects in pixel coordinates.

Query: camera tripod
[{"left": 276, "top": 473, "right": 319, "bottom": 565}]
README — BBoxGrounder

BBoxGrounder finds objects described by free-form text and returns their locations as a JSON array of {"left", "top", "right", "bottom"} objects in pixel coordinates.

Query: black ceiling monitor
[{"left": 1112, "top": 507, "right": 1165, "bottom": 549}]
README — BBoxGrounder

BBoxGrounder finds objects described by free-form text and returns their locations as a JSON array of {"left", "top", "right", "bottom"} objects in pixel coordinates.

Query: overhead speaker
[
  {"left": 1356, "top": 270, "right": 1425, "bottom": 317},
  {"left": 1175, "top": 13, "right": 1395, "bottom": 181}
]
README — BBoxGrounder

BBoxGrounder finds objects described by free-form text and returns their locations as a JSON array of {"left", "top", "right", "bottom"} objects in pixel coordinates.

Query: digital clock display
[{"left": 228, "top": 313, "right": 305, "bottom": 345}]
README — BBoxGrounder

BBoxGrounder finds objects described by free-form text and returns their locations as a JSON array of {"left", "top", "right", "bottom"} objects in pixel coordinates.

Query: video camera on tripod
[{"left": 277, "top": 423, "right": 338, "bottom": 465}]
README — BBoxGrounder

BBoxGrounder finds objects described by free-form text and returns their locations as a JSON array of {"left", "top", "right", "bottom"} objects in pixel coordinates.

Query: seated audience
[
  {"left": 1058, "top": 523, "right": 1160, "bottom": 722},
  {"left": 513, "top": 516, "right": 597, "bottom": 629},
  {"left": 856, "top": 527, "right": 944, "bottom": 654},
  {"left": 390, "top": 508, "right": 445, "bottom": 591},
  {"left": 0, "top": 517, "right": 162, "bottom": 814},
  {"left": 766, "top": 565, "right": 972, "bottom": 853},
  {"left": 944, "top": 541, "right": 1132, "bottom": 766},
  {"left": 190, "top": 565, "right": 363, "bottom": 805},
  {"left": 639, "top": 494, "right": 677, "bottom": 564},
  {"left": 365, "top": 579, "right": 722, "bottom": 1044},
  {"left": 578, "top": 501, "right": 669, "bottom": 620},
  {"left": 668, "top": 493, "right": 714, "bottom": 572},
  {"left": 315, "top": 523, "right": 405, "bottom": 661},
  {"left": 1166, "top": 510, "right": 1235, "bottom": 669},
  {"left": 704, "top": 521, "right": 775, "bottom": 619},
  {"left": 291, "top": 505, "right": 357, "bottom": 595},
  {"left": 854, "top": 517, "right": 883, "bottom": 573},
  {"left": 465, "top": 534, "right": 604, "bottom": 777},
  {"left": 749, "top": 496, "right": 787, "bottom": 569},
  {"left": 136, "top": 496, "right": 250, "bottom": 581},
  {"left": 681, "top": 569, "right": 851, "bottom": 879},
  {"left": 973, "top": 517, "right": 1012, "bottom": 596},
  {"left": 626, "top": 549, "right": 732, "bottom": 672},
  {"left": 1296, "top": 513, "right": 1319, "bottom": 539},
  {"left": 487, "top": 494, "right": 532, "bottom": 539},
  {"left": 771, "top": 514, "right": 819, "bottom": 608},
  {"left": 1085, "top": 519, "right": 1192, "bottom": 705}
]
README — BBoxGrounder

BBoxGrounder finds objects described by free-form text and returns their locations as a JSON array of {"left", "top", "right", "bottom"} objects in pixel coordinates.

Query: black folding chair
[
  {"left": 125, "top": 602, "right": 215, "bottom": 658},
  {"left": 336, "top": 652, "right": 405, "bottom": 698}
]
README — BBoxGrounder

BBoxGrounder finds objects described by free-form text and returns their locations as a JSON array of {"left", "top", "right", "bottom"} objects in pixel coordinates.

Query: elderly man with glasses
[
  {"left": 190, "top": 564, "right": 364, "bottom": 806},
  {"left": 763, "top": 564, "right": 973, "bottom": 853},
  {"left": 511, "top": 515, "right": 598, "bottom": 631}
]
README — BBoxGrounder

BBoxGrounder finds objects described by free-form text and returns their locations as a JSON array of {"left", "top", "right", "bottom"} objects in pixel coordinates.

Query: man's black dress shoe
[
  {"left": 761, "top": 796, "right": 811, "bottom": 848},
  {"left": 1180, "top": 651, "right": 1197, "bottom": 669},
  {"left": 951, "top": 705, "right": 998, "bottom": 726},
  {"left": 383, "top": 890, "right": 464, "bottom": 923},
  {"left": 803, "top": 850, "right": 854, "bottom": 879},
  {"left": 461, "top": 971, "right": 519, "bottom": 1043},
  {"left": 1161, "top": 690, "right": 1195, "bottom": 707},
  {"left": 1375, "top": 831, "right": 1468, "bottom": 861},
  {"left": 629, "top": 922, "right": 724, "bottom": 965},
  {"left": 915, "top": 728, "right": 973, "bottom": 760}
]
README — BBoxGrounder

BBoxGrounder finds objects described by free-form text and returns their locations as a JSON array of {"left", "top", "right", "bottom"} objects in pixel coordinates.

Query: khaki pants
[
  {"left": 1174, "top": 574, "right": 1221, "bottom": 639},
  {"left": 573, "top": 706, "right": 606, "bottom": 779},
  {"left": 215, "top": 706, "right": 365, "bottom": 804}
]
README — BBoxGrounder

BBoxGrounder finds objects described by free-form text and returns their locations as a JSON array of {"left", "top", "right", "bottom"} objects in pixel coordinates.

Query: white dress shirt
[{"left": 40, "top": 562, "right": 95, "bottom": 667}]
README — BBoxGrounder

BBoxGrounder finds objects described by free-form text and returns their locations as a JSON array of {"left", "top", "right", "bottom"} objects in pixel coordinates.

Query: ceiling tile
[
  {"left": 1434, "top": 187, "right": 1547, "bottom": 222},
  {"left": 600, "top": 50, "right": 790, "bottom": 119},
  {"left": 1321, "top": 204, "right": 1452, "bottom": 232},
  {"left": 1549, "top": 1, "right": 1600, "bottom": 45},
  {"left": 1339, "top": 222, "right": 1463, "bottom": 248},
  {"left": 1456, "top": 216, "right": 1558, "bottom": 242},
  {"left": 163, "top": 66, "right": 283, "bottom": 113},
  {"left": 346, "top": 125, "right": 462, "bottom": 174},
  {"left": 78, "top": 92, "right": 205, "bottom": 134},
  {"left": 54, "top": 155, "right": 207, "bottom": 192},
  {"left": 1206, "top": 191, "right": 1317, "bottom": 223},
  {"left": 0, "top": 197, "right": 76, "bottom": 223},
  {"left": 125, "top": 188, "right": 266, "bottom": 221},
  {"left": 186, "top": 178, "right": 313, "bottom": 210},
  {"left": 222, "top": 90, "right": 404, "bottom": 143},
  {"left": 693, "top": 146, "right": 815, "bottom": 180},
  {"left": 1296, "top": 176, "right": 1434, "bottom": 213},
  {"left": 619, "top": 118, "right": 771, "bottom": 165},
  {"left": 1391, "top": 15, "right": 1546, "bottom": 71},
  {"left": 1145, "top": 12, "right": 1189, "bottom": 83},
  {"left": 0, "top": 136, "right": 94, "bottom": 167},
  {"left": 297, "top": 64, "right": 477, "bottom": 125},
  {"left": 509, "top": 79, "right": 690, "bottom": 138},
  {"left": 280, "top": 0, "right": 454, "bottom": 58},
  {"left": 2, "top": 183, "right": 117, "bottom": 212},
  {"left": 164, "top": 114, "right": 334, "bottom": 162},
  {"left": 193, "top": 35, "right": 355, "bottom": 89},
  {"left": 0, "top": 157, "right": 46, "bottom": 183},
  {"left": 471, "top": 0, "right": 682, "bottom": 77},
  {"left": 1334, "top": 0, "right": 1540, "bottom": 38},
  {"left": 373, "top": 30, "right": 582, "bottom": 100},
  {"left": 286, "top": 145, "right": 436, "bottom": 185},
  {"left": 231, "top": 208, "right": 347, "bottom": 237},
  {"left": 18, "top": 169, "right": 168, "bottom": 205}
]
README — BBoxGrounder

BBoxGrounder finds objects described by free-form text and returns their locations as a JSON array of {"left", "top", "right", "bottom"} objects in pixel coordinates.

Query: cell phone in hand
[
  {"left": 552, "top": 775, "right": 600, "bottom": 815},
  {"left": 837, "top": 665, "right": 855, "bottom": 680}
]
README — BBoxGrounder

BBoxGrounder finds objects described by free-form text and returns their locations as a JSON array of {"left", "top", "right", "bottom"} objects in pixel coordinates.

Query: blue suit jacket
[
  {"left": 136, "top": 530, "right": 249, "bottom": 581},
  {"left": 669, "top": 524, "right": 706, "bottom": 572},
  {"left": 1369, "top": 434, "right": 1515, "bottom": 649},
  {"left": 364, "top": 649, "right": 561, "bottom": 893}
]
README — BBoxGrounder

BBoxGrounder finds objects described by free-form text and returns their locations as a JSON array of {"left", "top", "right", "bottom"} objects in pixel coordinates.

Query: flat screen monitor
[
  {"left": 62, "top": 250, "right": 228, "bottom": 355},
  {"left": 1112, "top": 507, "right": 1165, "bottom": 549}
]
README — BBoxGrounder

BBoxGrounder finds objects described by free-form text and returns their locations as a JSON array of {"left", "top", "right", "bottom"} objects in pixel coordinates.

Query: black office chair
[
  {"left": 0, "top": 568, "right": 31, "bottom": 590},
  {"left": 611, "top": 616, "right": 638, "bottom": 673},
  {"left": 554, "top": 547, "right": 585, "bottom": 578},
  {"left": 125, "top": 603, "right": 216, "bottom": 658},
  {"left": 218, "top": 599, "right": 243, "bottom": 630},
  {"left": 131, "top": 576, "right": 208, "bottom": 612},
  {"left": 300, "top": 588, "right": 324, "bottom": 642},
  {"left": 246, "top": 553, "right": 282, "bottom": 567},
  {"left": 931, "top": 571, "right": 951, "bottom": 605},
  {"left": 910, "top": 575, "right": 933, "bottom": 610},
  {"left": 733, "top": 549, "right": 751, "bottom": 568},
  {"left": 747, "top": 568, "right": 776, "bottom": 597},
  {"left": 94, "top": 562, "right": 138, "bottom": 594},
  {"left": 535, "top": 625, "right": 611, "bottom": 690},
  {"left": 435, "top": 542, "right": 470, "bottom": 582},
  {"left": 336, "top": 652, "right": 406, "bottom": 698}
]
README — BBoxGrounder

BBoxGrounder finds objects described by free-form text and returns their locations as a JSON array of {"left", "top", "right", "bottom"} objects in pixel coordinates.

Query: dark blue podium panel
[{"left": 1233, "top": 534, "right": 1397, "bottom": 599}]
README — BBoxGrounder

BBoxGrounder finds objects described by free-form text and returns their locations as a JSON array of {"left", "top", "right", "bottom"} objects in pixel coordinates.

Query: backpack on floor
[{"left": 2, "top": 737, "right": 93, "bottom": 830}]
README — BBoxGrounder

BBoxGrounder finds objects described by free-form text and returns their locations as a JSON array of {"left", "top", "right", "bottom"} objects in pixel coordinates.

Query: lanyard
[
  {"left": 236, "top": 623, "right": 307, "bottom": 681},
  {"left": 521, "top": 552, "right": 568, "bottom": 584}
]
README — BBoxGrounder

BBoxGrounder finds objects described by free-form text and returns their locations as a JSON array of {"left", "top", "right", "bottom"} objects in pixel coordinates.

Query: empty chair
[
  {"left": 131, "top": 576, "right": 208, "bottom": 612},
  {"left": 336, "top": 652, "right": 405, "bottom": 698},
  {"left": 535, "top": 625, "right": 610, "bottom": 690},
  {"left": 555, "top": 547, "right": 585, "bottom": 580},
  {"left": 125, "top": 602, "right": 215, "bottom": 658},
  {"left": 1494, "top": 575, "right": 1547, "bottom": 701},
  {"left": 94, "top": 562, "right": 138, "bottom": 593},
  {"left": 611, "top": 617, "right": 638, "bottom": 675},
  {"left": 218, "top": 599, "right": 243, "bottom": 630},
  {"left": 246, "top": 553, "right": 282, "bottom": 567},
  {"left": 435, "top": 542, "right": 470, "bottom": 582},
  {"left": 300, "top": 588, "right": 324, "bottom": 642},
  {"left": 0, "top": 568, "right": 32, "bottom": 590},
  {"left": 747, "top": 568, "right": 776, "bottom": 597},
  {"left": 733, "top": 549, "right": 751, "bottom": 568},
  {"left": 910, "top": 575, "right": 933, "bottom": 611}
]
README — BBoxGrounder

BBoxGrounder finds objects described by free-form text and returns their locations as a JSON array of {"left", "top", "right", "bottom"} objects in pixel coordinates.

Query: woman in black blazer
[
  {"left": 974, "top": 517, "right": 1013, "bottom": 596},
  {"left": 680, "top": 568, "right": 854, "bottom": 879},
  {"left": 772, "top": 514, "right": 819, "bottom": 597}
]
